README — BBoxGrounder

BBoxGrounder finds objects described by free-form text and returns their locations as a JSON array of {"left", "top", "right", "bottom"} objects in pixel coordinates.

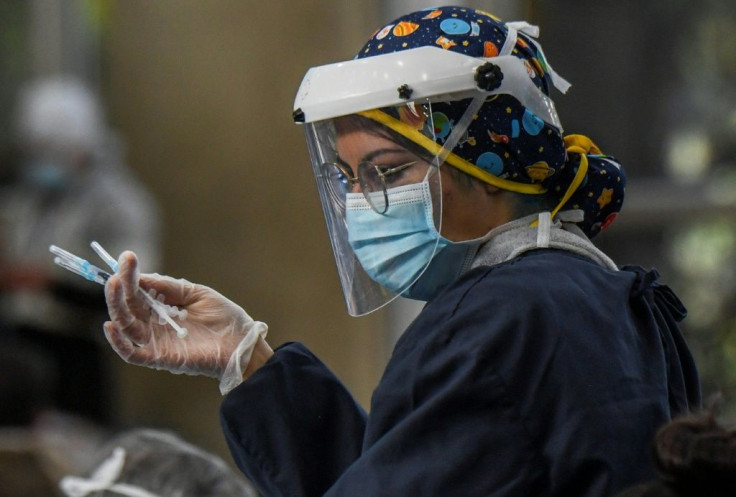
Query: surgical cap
[{"left": 355, "top": 6, "right": 625, "bottom": 237}]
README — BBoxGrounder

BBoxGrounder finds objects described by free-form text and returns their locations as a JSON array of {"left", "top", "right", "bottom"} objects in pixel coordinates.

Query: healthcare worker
[{"left": 102, "top": 7, "right": 701, "bottom": 497}]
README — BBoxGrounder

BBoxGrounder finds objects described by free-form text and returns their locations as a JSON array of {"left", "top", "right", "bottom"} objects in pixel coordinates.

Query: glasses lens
[
  {"left": 321, "top": 162, "right": 353, "bottom": 209},
  {"left": 358, "top": 162, "right": 388, "bottom": 213}
]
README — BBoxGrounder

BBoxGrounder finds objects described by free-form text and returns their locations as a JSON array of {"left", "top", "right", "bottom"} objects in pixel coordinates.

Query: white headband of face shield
[
  {"left": 293, "top": 43, "right": 568, "bottom": 129},
  {"left": 59, "top": 447, "right": 162, "bottom": 497}
]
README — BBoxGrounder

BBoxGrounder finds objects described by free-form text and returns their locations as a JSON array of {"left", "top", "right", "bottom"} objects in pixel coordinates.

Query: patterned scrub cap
[{"left": 354, "top": 6, "right": 625, "bottom": 238}]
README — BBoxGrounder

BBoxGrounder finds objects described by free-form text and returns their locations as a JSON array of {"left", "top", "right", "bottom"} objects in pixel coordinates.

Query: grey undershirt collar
[{"left": 470, "top": 211, "right": 618, "bottom": 271}]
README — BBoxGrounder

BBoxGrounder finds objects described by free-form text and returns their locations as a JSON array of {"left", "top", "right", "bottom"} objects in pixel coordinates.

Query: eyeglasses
[{"left": 321, "top": 160, "right": 418, "bottom": 214}]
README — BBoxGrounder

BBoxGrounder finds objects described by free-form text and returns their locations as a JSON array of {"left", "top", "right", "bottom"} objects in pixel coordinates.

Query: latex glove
[{"left": 103, "top": 251, "right": 269, "bottom": 395}]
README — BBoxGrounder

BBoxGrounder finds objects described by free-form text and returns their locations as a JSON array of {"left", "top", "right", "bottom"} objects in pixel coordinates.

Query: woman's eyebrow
[
  {"left": 361, "top": 147, "right": 411, "bottom": 163},
  {"left": 335, "top": 147, "right": 412, "bottom": 174}
]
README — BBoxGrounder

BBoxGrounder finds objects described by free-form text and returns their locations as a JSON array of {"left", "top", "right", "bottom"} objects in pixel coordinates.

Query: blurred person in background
[
  {"left": 96, "top": 6, "right": 700, "bottom": 497},
  {"left": 0, "top": 75, "right": 161, "bottom": 424},
  {"left": 0, "top": 338, "right": 109, "bottom": 497},
  {"left": 59, "top": 427, "right": 260, "bottom": 497}
]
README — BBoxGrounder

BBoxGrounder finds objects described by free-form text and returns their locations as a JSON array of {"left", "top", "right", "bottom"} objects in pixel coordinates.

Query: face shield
[
  {"left": 294, "top": 47, "right": 562, "bottom": 316},
  {"left": 302, "top": 101, "right": 447, "bottom": 316}
]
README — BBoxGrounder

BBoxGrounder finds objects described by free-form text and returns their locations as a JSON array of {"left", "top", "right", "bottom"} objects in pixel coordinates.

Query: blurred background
[{"left": 0, "top": 0, "right": 734, "bottom": 472}]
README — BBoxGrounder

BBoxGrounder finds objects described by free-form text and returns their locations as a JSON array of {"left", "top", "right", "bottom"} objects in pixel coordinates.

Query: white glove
[{"left": 103, "top": 251, "right": 268, "bottom": 394}]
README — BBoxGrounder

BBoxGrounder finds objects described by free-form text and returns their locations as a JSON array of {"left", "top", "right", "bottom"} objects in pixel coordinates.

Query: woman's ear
[{"left": 482, "top": 182, "right": 502, "bottom": 196}]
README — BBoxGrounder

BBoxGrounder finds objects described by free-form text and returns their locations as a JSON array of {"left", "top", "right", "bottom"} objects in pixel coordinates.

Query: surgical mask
[
  {"left": 23, "top": 159, "right": 71, "bottom": 190},
  {"left": 346, "top": 181, "right": 481, "bottom": 301}
]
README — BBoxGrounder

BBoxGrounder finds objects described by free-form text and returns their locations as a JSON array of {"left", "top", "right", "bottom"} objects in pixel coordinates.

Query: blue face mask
[
  {"left": 23, "top": 160, "right": 70, "bottom": 191},
  {"left": 346, "top": 181, "right": 481, "bottom": 301}
]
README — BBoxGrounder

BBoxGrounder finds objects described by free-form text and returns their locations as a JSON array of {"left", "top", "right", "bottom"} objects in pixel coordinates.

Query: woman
[{"left": 103, "top": 7, "right": 701, "bottom": 496}]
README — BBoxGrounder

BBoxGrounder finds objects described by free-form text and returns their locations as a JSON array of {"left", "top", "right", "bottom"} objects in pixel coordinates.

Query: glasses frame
[{"left": 321, "top": 160, "right": 418, "bottom": 214}]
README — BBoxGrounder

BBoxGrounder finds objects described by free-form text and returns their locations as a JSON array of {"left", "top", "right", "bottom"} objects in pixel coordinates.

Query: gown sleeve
[
  {"left": 220, "top": 342, "right": 367, "bottom": 497},
  {"left": 221, "top": 339, "right": 544, "bottom": 497}
]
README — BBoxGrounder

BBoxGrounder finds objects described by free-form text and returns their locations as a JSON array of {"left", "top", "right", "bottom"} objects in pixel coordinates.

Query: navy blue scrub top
[{"left": 221, "top": 249, "right": 701, "bottom": 497}]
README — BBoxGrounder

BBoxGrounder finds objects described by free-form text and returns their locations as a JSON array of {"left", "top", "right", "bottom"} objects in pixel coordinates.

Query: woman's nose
[{"left": 349, "top": 178, "right": 362, "bottom": 193}]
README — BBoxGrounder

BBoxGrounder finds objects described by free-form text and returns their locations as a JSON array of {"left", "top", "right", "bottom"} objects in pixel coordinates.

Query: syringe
[
  {"left": 49, "top": 243, "right": 189, "bottom": 338},
  {"left": 50, "top": 245, "right": 112, "bottom": 285},
  {"left": 91, "top": 240, "right": 120, "bottom": 272}
]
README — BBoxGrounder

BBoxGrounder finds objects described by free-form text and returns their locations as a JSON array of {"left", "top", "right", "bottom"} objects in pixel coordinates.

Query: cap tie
[{"left": 502, "top": 21, "right": 571, "bottom": 93}]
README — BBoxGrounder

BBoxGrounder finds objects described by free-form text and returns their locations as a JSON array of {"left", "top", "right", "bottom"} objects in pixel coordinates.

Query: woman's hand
[{"left": 103, "top": 251, "right": 273, "bottom": 394}]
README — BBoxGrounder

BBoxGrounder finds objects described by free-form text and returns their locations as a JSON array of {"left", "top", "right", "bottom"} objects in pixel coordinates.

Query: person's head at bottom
[
  {"left": 615, "top": 410, "right": 736, "bottom": 497},
  {"left": 59, "top": 428, "right": 259, "bottom": 497},
  {"left": 293, "top": 6, "right": 626, "bottom": 316}
]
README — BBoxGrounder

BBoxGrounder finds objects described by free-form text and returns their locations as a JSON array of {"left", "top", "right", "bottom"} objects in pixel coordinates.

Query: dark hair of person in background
[{"left": 616, "top": 410, "right": 736, "bottom": 497}]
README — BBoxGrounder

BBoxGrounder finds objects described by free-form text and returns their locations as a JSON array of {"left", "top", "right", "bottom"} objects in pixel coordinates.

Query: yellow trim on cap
[
  {"left": 529, "top": 134, "right": 597, "bottom": 227},
  {"left": 555, "top": 134, "right": 602, "bottom": 219},
  {"left": 549, "top": 151, "right": 588, "bottom": 219},
  {"left": 358, "top": 109, "right": 547, "bottom": 195},
  {"left": 563, "top": 134, "right": 602, "bottom": 155}
]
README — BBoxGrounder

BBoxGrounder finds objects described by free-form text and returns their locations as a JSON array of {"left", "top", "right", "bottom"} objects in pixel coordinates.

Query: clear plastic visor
[{"left": 305, "top": 98, "right": 451, "bottom": 316}]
